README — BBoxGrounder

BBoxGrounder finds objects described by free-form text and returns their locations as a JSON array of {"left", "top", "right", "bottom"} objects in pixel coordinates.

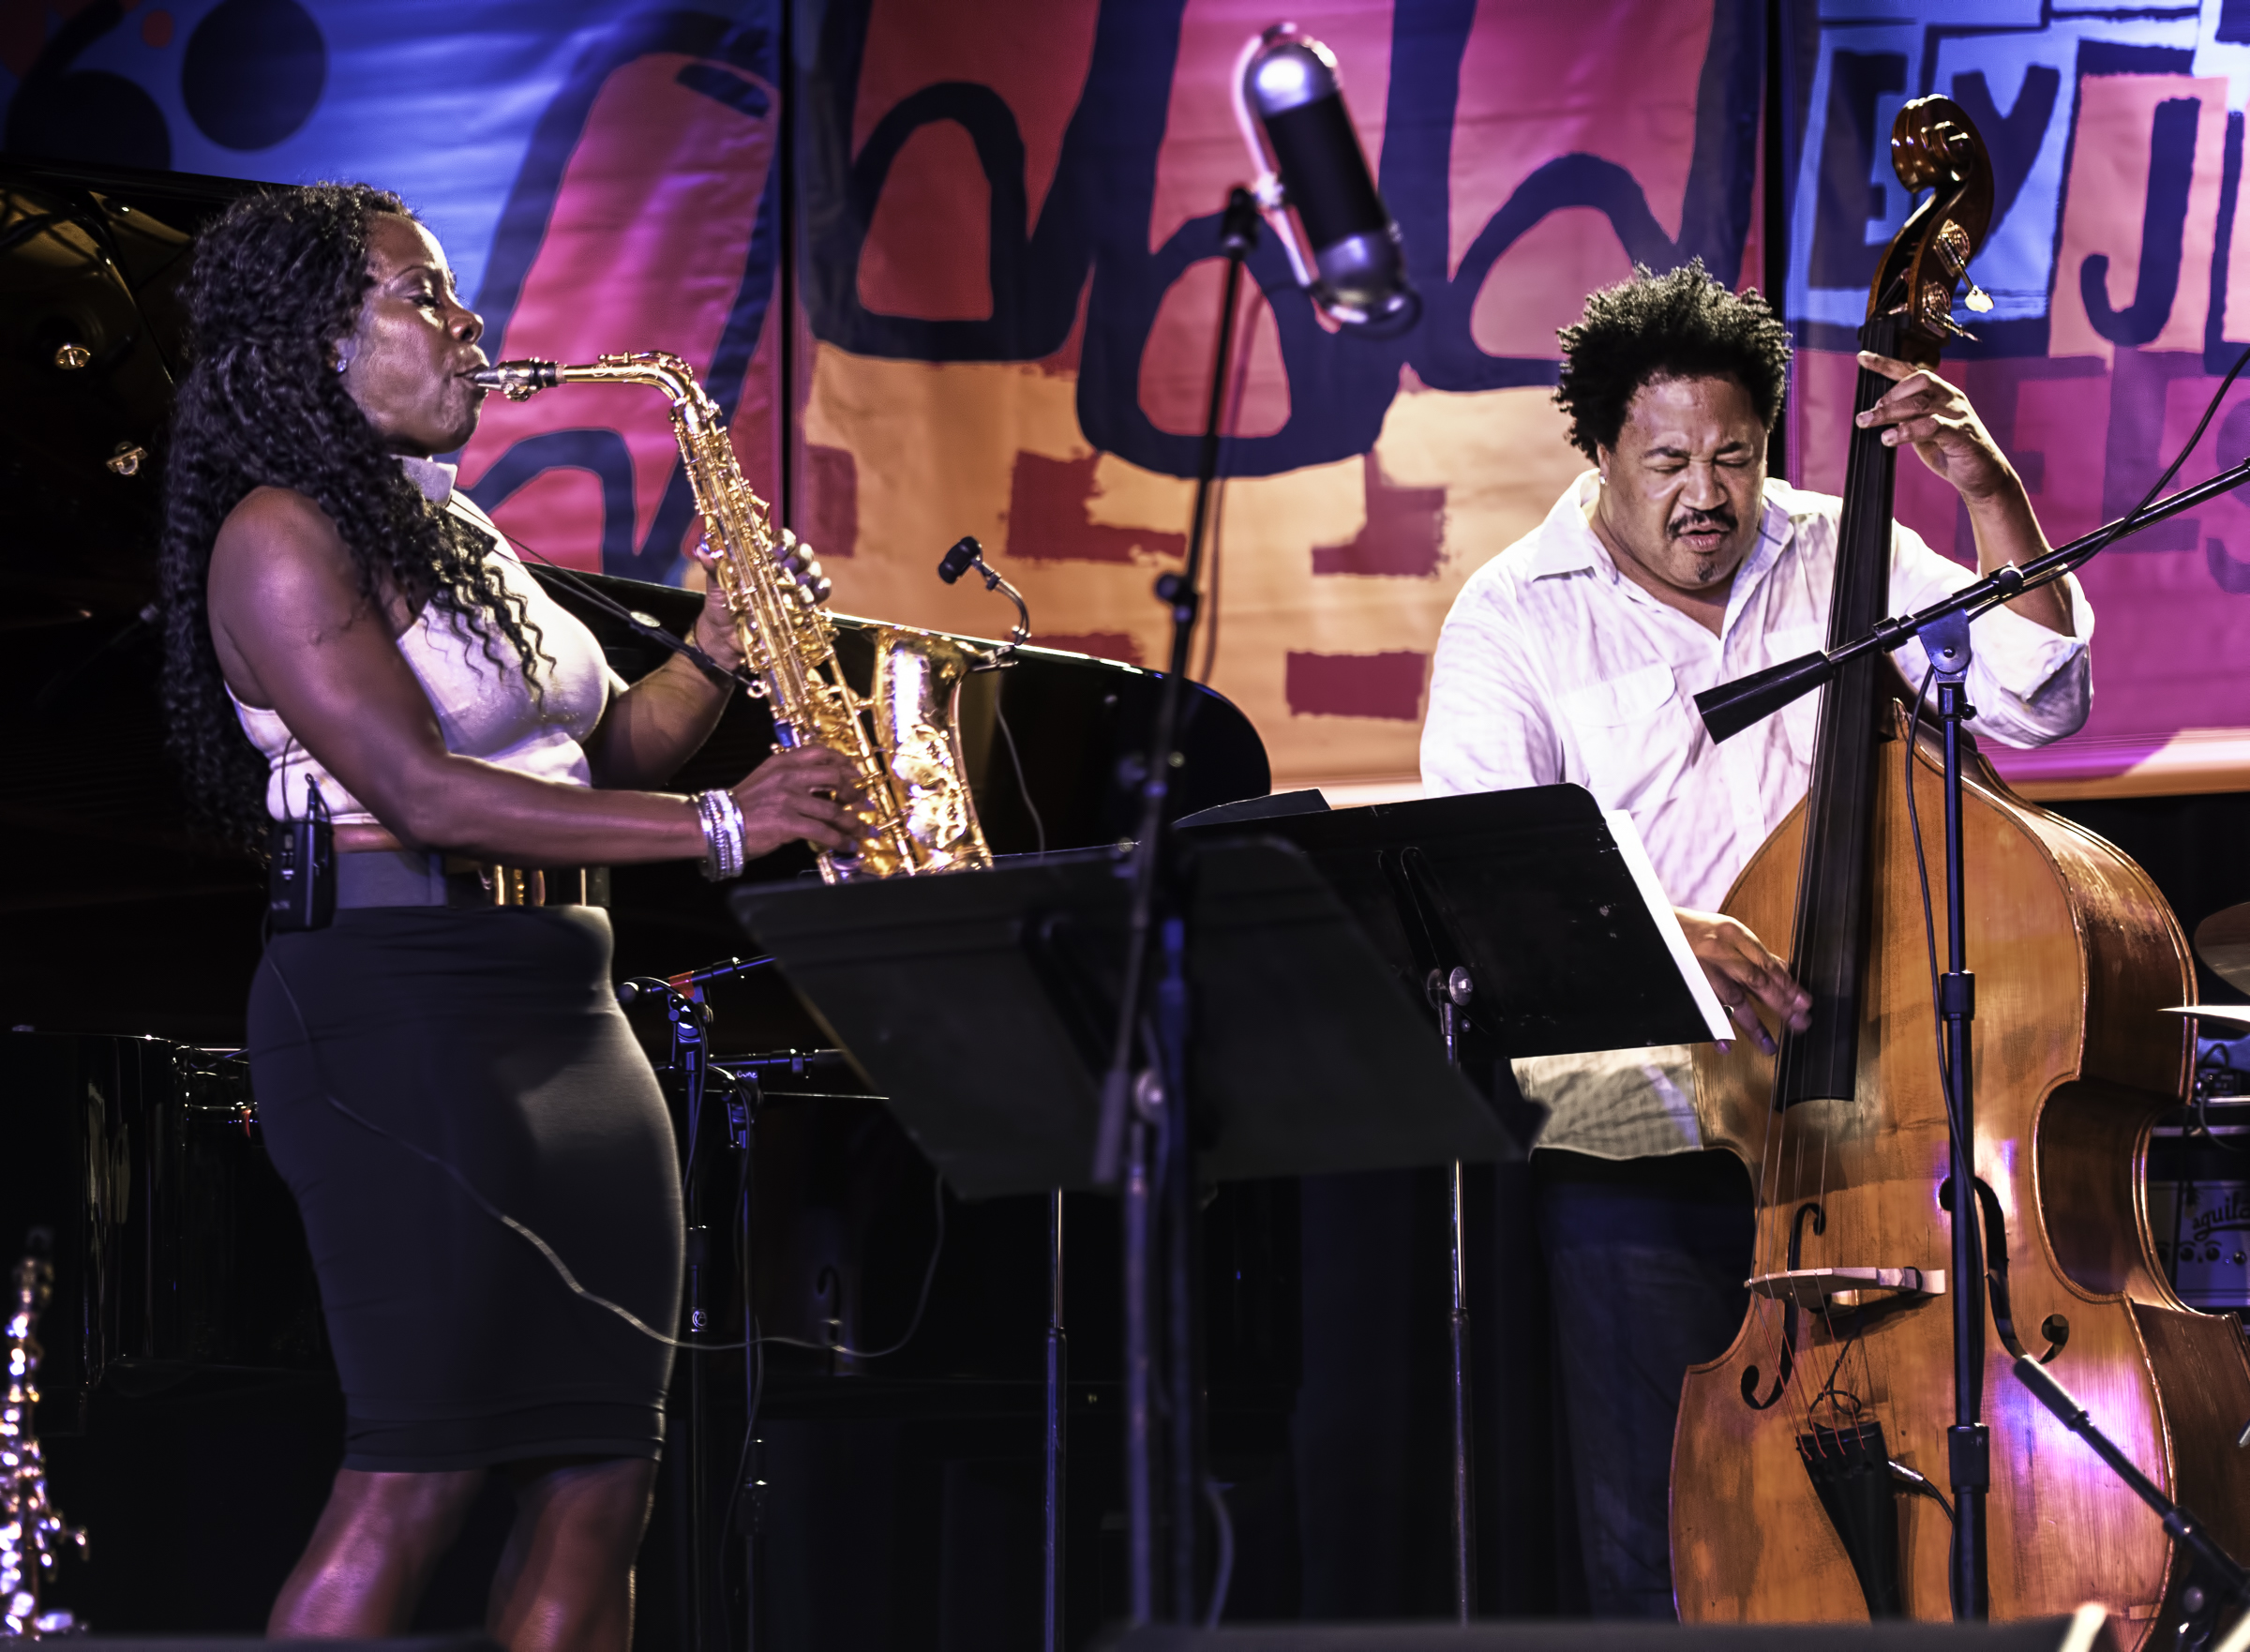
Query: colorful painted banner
[
  {"left": 11, "top": 1, "right": 2246, "bottom": 797},
  {"left": 0, "top": 0, "right": 1748, "bottom": 800},
  {"left": 767, "top": 0, "right": 1757, "bottom": 799},
  {"left": 1784, "top": 1, "right": 2250, "bottom": 798}
]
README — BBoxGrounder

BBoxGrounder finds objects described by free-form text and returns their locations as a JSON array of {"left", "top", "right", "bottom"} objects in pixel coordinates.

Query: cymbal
[{"left": 2194, "top": 902, "right": 2250, "bottom": 993}]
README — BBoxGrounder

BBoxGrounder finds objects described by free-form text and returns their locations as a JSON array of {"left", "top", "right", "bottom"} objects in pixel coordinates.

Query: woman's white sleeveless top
[{"left": 228, "top": 457, "right": 625, "bottom": 825}]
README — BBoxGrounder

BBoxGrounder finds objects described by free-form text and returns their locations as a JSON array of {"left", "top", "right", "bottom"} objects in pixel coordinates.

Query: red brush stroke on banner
[
  {"left": 1004, "top": 452, "right": 1187, "bottom": 564},
  {"left": 1285, "top": 650, "right": 1428, "bottom": 720},
  {"left": 1313, "top": 453, "right": 1446, "bottom": 577}
]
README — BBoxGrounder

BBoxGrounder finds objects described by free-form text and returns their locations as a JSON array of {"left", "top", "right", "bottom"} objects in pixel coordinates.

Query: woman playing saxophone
[{"left": 158, "top": 183, "right": 848, "bottom": 1652}]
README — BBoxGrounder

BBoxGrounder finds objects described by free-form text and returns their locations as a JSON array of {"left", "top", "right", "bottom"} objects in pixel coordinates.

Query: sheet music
[{"left": 1601, "top": 807, "right": 1734, "bottom": 1044}]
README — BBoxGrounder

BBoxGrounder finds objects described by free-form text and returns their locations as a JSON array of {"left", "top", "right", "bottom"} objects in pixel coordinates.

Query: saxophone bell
[{"left": 470, "top": 359, "right": 560, "bottom": 401}]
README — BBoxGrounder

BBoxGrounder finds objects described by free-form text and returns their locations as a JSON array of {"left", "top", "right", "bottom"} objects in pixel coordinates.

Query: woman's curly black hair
[
  {"left": 1552, "top": 261, "right": 1792, "bottom": 460},
  {"left": 157, "top": 182, "right": 543, "bottom": 851}
]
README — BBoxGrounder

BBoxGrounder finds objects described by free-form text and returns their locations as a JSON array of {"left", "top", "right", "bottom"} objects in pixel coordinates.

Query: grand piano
[{"left": 0, "top": 156, "right": 1332, "bottom": 1647}]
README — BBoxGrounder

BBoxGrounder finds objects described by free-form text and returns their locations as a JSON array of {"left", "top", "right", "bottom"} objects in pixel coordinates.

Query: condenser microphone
[
  {"left": 1234, "top": 23, "right": 1416, "bottom": 329},
  {"left": 935, "top": 534, "right": 1030, "bottom": 656}
]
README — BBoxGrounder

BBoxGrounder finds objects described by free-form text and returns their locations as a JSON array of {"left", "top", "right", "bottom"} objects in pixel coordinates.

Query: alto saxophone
[{"left": 474, "top": 353, "right": 992, "bottom": 881}]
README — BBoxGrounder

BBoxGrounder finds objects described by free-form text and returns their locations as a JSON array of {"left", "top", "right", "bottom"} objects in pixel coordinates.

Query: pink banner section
[
  {"left": 456, "top": 51, "right": 776, "bottom": 571},
  {"left": 1800, "top": 342, "right": 2250, "bottom": 800}
]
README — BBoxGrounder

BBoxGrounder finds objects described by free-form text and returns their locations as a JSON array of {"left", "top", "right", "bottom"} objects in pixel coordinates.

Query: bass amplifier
[{"left": 2147, "top": 1068, "right": 2250, "bottom": 1313}]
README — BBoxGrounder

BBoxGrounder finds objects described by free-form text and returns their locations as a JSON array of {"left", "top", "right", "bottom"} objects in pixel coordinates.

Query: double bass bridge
[{"left": 1746, "top": 1266, "right": 1946, "bottom": 1310}]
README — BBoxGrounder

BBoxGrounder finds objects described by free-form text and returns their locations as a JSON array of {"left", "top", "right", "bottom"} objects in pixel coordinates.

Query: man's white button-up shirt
[{"left": 1420, "top": 469, "right": 2092, "bottom": 1158}]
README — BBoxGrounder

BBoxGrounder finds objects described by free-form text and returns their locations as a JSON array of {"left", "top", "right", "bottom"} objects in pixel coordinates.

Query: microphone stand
[
  {"left": 1093, "top": 182, "right": 1260, "bottom": 1627},
  {"left": 1694, "top": 454, "right": 2250, "bottom": 1620},
  {"left": 621, "top": 976, "right": 718, "bottom": 1650},
  {"left": 620, "top": 965, "right": 775, "bottom": 1651},
  {"left": 2015, "top": 1356, "right": 2250, "bottom": 1652}
]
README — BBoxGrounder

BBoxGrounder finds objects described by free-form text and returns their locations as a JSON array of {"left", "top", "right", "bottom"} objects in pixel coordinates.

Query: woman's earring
[{"left": 334, "top": 341, "right": 355, "bottom": 375}]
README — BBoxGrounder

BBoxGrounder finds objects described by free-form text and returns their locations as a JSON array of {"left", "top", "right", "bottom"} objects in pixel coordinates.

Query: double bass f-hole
[
  {"left": 1939, "top": 1175, "right": 2070, "bottom": 1365},
  {"left": 1743, "top": 1200, "right": 1827, "bottom": 1409}
]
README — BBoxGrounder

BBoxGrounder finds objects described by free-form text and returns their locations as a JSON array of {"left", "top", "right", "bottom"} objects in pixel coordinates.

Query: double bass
[{"left": 1672, "top": 97, "right": 2250, "bottom": 1631}]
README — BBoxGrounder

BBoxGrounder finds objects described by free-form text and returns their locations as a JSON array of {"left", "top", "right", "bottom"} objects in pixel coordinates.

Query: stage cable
[
  {"left": 1202, "top": 1479, "right": 1236, "bottom": 1628},
  {"left": 990, "top": 691, "right": 1047, "bottom": 855},
  {"left": 1964, "top": 338, "right": 2250, "bottom": 630},
  {"left": 755, "top": 1170, "right": 948, "bottom": 1359}
]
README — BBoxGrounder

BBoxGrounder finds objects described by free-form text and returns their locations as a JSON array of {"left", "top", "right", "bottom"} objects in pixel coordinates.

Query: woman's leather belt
[{"left": 337, "top": 849, "right": 610, "bottom": 910}]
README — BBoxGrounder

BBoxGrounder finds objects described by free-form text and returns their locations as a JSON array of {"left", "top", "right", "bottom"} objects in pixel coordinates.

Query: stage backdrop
[
  {"left": 8, "top": 0, "right": 2248, "bottom": 799},
  {"left": 1782, "top": 0, "right": 2250, "bottom": 798}
]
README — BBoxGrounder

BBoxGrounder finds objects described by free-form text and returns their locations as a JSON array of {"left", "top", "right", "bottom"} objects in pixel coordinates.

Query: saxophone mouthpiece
[{"left": 470, "top": 359, "right": 560, "bottom": 401}]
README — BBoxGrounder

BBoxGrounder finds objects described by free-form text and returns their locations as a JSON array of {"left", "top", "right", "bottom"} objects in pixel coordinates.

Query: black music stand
[
  {"left": 730, "top": 837, "right": 1511, "bottom": 1198},
  {"left": 733, "top": 836, "right": 1507, "bottom": 1637},
  {"left": 1179, "top": 782, "right": 1728, "bottom": 1617},
  {"left": 1180, "top": 784, "right": 1729, "bottom": 1056},
  {"left": 731, "top": 801, "right": 1723, "bottom": 1628}
]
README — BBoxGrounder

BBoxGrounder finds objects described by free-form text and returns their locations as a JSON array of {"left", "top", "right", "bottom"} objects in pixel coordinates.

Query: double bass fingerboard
[{"left": 1773, "top": 313, "right": 1908, "bottom": 1110}]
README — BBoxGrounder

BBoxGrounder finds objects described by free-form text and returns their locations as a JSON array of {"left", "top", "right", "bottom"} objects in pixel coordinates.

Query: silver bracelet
[{"left": 695, "top": 788, "right": 746, "bottom": 881}]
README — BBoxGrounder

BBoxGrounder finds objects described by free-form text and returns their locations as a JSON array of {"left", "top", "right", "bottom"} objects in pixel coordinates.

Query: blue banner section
[{"left": 1778, "top": 0, "right": 2250, "bottom": 793}]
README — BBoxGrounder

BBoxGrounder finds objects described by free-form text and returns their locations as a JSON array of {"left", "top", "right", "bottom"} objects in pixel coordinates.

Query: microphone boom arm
[{"left": 1696, "top": 454, "right": 2250, "bottom": 742}]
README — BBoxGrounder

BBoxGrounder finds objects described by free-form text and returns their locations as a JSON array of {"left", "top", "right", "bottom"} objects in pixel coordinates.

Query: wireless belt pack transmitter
[{"left": 268, "top": 774, "right": 335, "bottom": 933}]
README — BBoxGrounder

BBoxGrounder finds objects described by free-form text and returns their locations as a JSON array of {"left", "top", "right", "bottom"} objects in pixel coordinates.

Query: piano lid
[{"left": 0, "top": 158, "right": 257, "bottom": 616}]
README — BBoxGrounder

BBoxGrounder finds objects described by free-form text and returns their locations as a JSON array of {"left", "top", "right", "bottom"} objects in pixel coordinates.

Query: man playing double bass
[{"left": 1419, "top": 263, "right": 2087, "bottom": 1616}]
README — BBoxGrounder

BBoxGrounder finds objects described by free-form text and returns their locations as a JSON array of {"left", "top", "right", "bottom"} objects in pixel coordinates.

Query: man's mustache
[{"left": 1669, "top": 510, "right": 1737, "bottom": 539}]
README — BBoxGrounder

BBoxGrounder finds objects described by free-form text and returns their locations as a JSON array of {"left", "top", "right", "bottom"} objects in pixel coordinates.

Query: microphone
[
  {"left": 937, "top": 536, "right": 982, "bottom": 585},
  {"left": 1234, "top": 23, "right": 1415, "bottom": 329},
  {"left": 934, "top": 535, "right": 1031, "bottom": 656}
]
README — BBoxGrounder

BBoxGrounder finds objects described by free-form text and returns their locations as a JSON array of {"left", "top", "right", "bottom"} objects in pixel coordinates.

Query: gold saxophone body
[{"left": 475, "top": 352, "right": 992, "bottom": 882}]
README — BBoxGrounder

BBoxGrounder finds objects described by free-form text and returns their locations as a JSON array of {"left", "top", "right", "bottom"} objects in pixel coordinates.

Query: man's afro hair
[{"left": 1552, "top": 261, "right": 1791, "bottom": 460}]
